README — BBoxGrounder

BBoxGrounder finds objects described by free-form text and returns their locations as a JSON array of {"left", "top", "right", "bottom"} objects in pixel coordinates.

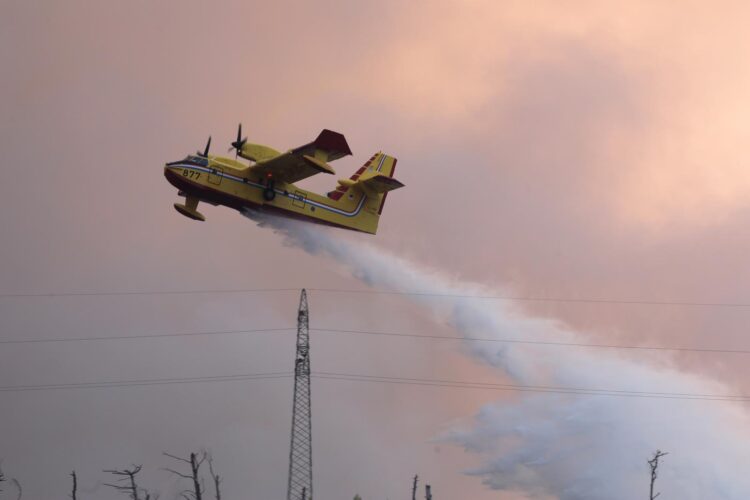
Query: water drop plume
[{"left": 244, "top": 208, "right": 750, "bottom": 499}]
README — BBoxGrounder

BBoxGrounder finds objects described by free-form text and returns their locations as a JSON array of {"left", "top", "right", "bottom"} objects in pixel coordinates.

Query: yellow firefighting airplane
[{"left": 164, "top": 126, "right": 403, "bottom": 234}]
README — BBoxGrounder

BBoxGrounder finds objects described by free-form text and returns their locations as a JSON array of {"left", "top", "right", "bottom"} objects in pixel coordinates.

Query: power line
[
  {"left": 1, "top": 286, "right": 750, "bottom": 308},
  {"left": 308, "top": 288, "right": 750, "bottom": 308},
  {"left": 0, "top": 372, "right": 293, "bottom": 393},
  {"left": 311, "top": 328, "right": 750, "bottom": 355},
  {"left": 1, "top": 325, "right": 749, "bottom": 356},
  {"left": 330, "top": 375, "right": 750, "bottom": 402},
  {"left": 1, "top": 369, "right": 749, "bottom": 402},
  {"left": 0, "top": 287, "right": 298, "bottom": 299},
  {"left": 312, "top": 372, "right": 750, "bottom": 402},
  {"left": 0, "top": 327, "right": 295, "bottom": 345}
]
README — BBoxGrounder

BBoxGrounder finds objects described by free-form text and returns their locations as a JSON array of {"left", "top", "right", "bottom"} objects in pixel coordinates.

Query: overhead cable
[
  {"left": 2, "top": 326, "right": 748, "bottom": 356},
  {"left": 2, "top": 370, "right": 749, "bottom": 402},
  {"left": 1, "top": 286, "right": 749, "bottom": 308},
  {"left": 311, "top": 328, "right": 750, "bottom": 355}
]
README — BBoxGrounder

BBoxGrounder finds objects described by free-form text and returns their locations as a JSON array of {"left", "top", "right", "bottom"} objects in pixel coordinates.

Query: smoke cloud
[{"left": 244, "top": 208, "right": 750, "bottom": 500}]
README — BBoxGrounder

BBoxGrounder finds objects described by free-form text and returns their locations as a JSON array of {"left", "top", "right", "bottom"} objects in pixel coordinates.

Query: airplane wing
[
  {"left": 250, "top": 151, "right": 336, "bottom": 184},
  {"left": 249, "top": 130, "right": 351, "bottom": 184}
]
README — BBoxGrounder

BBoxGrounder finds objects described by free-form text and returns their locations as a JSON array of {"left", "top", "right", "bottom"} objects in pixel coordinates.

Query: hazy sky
[{"left": 2, "top": 1, "right": 750, "bottom": 499}]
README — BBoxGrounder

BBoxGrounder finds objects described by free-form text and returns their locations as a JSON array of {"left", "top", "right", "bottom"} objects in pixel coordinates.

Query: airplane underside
[{"left": 164, "top": 168, "right": 361, "bottom": 232}]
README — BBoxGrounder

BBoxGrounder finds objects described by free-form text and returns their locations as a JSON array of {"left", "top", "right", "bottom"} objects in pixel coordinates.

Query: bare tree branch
[
  {"left": 104, "top": 465, "right": 145, "bottom": 500},
  {"left": 162, "top": 453, "right": 192, "bottom": 465},
  {"left": 0, "top": 462, "right": 20, "bottom": 499},
  {"left": 648, "top": 450, "right": 669, "bottom": 500},
  {"left": 163, "top": 452, "right": 205, "bottom": 500},
  {"left": 104, "top": 465, "right": 143, "bottom": 477},
  {"left": 70, "top": 471, "right": 77, "bottom": 500},
  {"left": 162, "top": 468, "right": 193, "bottom": 480},
  {"left": 207, "top": 455, "right": 222, "bottom": 500},
  {"left": 11, "top": 478, "right": 22, "bottom": 500}
]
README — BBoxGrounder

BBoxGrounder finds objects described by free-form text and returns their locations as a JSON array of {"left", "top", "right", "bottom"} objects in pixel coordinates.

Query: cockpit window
[{"left": 187, "top": 155, "right": 209, "bottom": 167}]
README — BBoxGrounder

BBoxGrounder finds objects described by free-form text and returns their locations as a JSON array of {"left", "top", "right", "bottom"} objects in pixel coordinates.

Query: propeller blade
[
  {"left": 202, "top": 136, "right": 211, "bottom": 157},
  {"left": 230, "top": 123, "right": 247, "bottom": 159}
]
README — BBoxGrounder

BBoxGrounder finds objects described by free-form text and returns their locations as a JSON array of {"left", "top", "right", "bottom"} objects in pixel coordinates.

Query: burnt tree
[
  {"left": 70, "top": 471, "right": 77, "bottom": 500},
  {"left": 163, "top": 452, "right": 206, "bottom": 500},
  {"left": 648, "top": 450, "right": 668, "bottom": 500},
  {"left": 10, "top": 478, "right": 21, "bottom": 500},
  {"left": 104, "top": 465, "right": 152, "bottom": 500},
  {"left": 206, "top": 455, "right": 221, "bottom": 500}
]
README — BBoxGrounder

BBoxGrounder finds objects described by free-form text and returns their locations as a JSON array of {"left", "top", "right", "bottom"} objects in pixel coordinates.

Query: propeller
[
  {"left": 229, "top": 123, "right": 247, "bottom": 159},
  {"left": 197, "top": 136, "right": 211, "bottom": 157}
]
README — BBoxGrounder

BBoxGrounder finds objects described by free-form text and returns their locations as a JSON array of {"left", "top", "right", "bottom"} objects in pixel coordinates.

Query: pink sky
[{"left": 2, "top": 1, "right": 750, "bottom": 498}]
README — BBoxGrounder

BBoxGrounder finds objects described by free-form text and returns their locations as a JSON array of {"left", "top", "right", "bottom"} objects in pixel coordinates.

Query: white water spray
[{"left": 245, "top": 209, "right": 750, "bottom": 500}]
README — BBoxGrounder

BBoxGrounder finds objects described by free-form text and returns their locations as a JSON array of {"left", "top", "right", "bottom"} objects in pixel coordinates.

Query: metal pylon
[{"left": 287, "top": 289, "right": 312, "bottom": 500}]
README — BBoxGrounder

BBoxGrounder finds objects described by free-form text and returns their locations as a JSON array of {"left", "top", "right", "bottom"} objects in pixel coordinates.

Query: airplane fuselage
[{"left": 164, "top": 155, "right": 379, "bottom": 233}]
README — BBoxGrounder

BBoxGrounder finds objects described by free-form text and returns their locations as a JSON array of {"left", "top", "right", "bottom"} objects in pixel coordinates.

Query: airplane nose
[
  {"left": 164, "top": 163, "right": 182, "bottom": 178},
  {"left": 164, "top": 160, "right": 185, "bottom": 174}
]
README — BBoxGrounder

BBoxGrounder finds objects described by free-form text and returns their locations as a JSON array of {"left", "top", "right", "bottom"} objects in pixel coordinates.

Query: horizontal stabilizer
[
  {"left": 334, "top": 171, "right": 404, "bottom": 197},
  {"left": 358, "top": 173, "right": 404, "bottom": 194}
]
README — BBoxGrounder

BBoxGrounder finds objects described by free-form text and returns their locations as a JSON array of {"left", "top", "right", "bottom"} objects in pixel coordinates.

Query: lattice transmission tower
[{"left": 287, "top": 289, "right": 313, "bottom": 500}]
